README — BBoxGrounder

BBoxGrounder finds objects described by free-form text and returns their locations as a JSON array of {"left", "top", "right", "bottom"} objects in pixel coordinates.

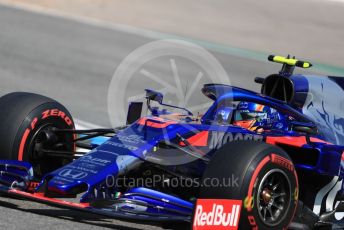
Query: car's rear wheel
[
  {"left": 195, "top": 141, "right": 298, "bottom": 230},
  {"left": 0, "top": 92, "right": 75, "bottom": 179}
]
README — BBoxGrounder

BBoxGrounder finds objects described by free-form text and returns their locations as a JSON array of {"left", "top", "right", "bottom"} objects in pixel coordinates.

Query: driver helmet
[{"left": 233, "top": 102, "right": 284, "bottom": 131}]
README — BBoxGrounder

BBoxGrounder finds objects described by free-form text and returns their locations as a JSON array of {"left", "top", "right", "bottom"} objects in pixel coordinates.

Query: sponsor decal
[
  {"left": 209, "top": 131, "right": 263, "bottom": 149},
  {"left": 97, "top": 149, "right": 120, "bottom": 156},
  {"left": 117, "top": 134, "right": 145, "bottom": 144},
  {"left": 193, "top": 199, "right": 241, "bottom": 230},
  {"left": 244, "top": 196, "right": 254, "bottom": 212},
  {"left": 80, "top": 155, "right": 111, "bottom": 165},
  {"left": 248, "top": 215, "right": 258, "bottom": 230},
  {"left": 105, "top": 141, "right": 138, "bottom": 151},
  {"left": 67, "top": 165, "right": 98, "bottom": 174},
  {"left": 30, "top": 117, "right": 38, "bottom": 130},
  {"left": 58, "top": 169, "right": 88, "bottom": 180},
  {"left": 294, "top": 187, "right": 299, "bottom": 201},
  {"left": 77, "top": 162, "right": 98, "bottom": 169}
]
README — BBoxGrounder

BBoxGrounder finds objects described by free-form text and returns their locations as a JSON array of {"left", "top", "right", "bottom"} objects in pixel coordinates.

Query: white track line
[
  {"left": 309, "top": 0, "right": 344, "bottom": 3},
  {"left": 328, "top": 0, "right": 344, "bottom": 3}
]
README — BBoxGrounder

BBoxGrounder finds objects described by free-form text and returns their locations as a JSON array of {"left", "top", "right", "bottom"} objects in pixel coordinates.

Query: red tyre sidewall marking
[
  {"left": 247, "top": 156, "right": 270, "bottom": 202},
  {"left": 246, "top": 153, "right": 299, "bottom": 229},
  {"left": 17, "top": 108, "right": 74, "bottom": 161},
  {"left": 270, "top": 153, "right": 299, "bottom": 229},
  {"left": 18, "top": 128, "right": 31, "bottom": 161},
  {"left": 245, "top": 154, "right": 270, "bottom": 230},
  {"left": 289, "top": 162, "right": 299, "bottom": 229}
]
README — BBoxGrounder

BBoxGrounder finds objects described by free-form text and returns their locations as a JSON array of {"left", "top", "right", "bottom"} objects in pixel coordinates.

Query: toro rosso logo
[
  {"left": 193, "top": 199, "right": 241, "bottom": 230},
  {"left": 58, "top": 169, "right": 88, "bottom": 180}
]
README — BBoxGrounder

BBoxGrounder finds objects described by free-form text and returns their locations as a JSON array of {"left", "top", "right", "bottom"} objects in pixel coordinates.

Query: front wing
[{"left": 0, "top": 160, "right": 191, "bottom": 223}]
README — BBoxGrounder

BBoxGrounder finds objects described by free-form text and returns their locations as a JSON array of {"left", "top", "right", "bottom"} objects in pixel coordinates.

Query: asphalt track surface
[{"left": 0, "top": 3, "right": 330, "bottom": 230}]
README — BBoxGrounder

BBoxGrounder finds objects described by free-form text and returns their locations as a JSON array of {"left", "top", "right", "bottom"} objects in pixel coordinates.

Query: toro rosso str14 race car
[{"left": 0, "top": 55, "right": 344, "bottom": 230}]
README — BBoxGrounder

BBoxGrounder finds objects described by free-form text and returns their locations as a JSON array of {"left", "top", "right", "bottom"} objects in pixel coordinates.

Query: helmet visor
[{"left": 234, "top": 110, "right": 267, "bottom": 122}]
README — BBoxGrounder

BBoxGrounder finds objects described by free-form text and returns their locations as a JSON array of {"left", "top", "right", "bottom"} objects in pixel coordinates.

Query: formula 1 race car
[{"left": 0, "top": 55, "right": 344, "bottom": 230}]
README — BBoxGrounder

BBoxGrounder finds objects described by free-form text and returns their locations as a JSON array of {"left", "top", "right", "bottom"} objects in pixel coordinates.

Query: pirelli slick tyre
[
  {"left": 0, "top": 92, "right": 75, "bottom": 178},
  {"left": 194, "top": 141, "right": 298, "bottom": 230}
]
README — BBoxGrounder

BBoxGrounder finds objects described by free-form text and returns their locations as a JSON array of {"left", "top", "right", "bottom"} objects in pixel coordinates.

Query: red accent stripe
[
  {"left": 310, "top": 137, "right": 333, "bottom": 145},
  {"left": 266, "top": 136, "right": 332, "bottom": 147},
  {"left": 266, "top": 136, "right": 306, "bottom": 147},
  {"left": 18, "top": 129, "right": 30, "bottom": 161},
  {"left": 9, "top": 190, "right": 90, "bottom": 208},
  {"left": 247, "top": 156, "right": 270, "bottom": 198},
  {"left": 137, "top": 117, "right": 177, "bottom": 128},
  {"left": 180, "top": 131, "right": 209, "bottom": 147}
]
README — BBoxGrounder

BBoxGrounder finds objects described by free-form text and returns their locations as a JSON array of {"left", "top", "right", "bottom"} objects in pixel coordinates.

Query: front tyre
[
  {"left": 196, "top": 141, "right": 298, "bottom": 230},
  {"left": 0, "top": 92, "right": 75, "bottom": 179}
]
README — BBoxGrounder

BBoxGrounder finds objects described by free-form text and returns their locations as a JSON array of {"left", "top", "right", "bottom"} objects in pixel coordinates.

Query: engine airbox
[{"left": 261, "top": 74, "right": 309, "bottom": 109}]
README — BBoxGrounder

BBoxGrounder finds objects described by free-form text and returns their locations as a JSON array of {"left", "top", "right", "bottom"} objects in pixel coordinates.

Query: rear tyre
[
  {"left": 196, "top": 141, "right": 298, "bottom": 230},
  {"left": 0, "top": 92, "right": 75, "bottom": 179}
]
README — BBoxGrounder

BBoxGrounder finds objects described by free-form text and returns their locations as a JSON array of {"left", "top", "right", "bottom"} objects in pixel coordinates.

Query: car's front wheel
[{"left": 0, "top": 92, "right": 75, "bottom": 179}]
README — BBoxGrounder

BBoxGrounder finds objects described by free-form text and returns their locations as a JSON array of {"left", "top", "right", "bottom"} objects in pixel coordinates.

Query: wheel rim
[
  {"left": 28, "top": 123, "right": 72, "bottom": 178},
  {"left": 256, "top": 169, "right": 291, "bottom": 227}
]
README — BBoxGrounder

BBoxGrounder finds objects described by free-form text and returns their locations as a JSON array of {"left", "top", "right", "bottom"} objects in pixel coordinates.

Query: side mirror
[
  {"left": 291, "top": 121, "right": 318, "bottom": 135},
  {"left": 144, "top": 88, "right": 193, "bottom": 115},
  {"left": 293, "top": 126, "right": 318, "bottom": 135},
  {"left": 145, "top": 89, "right": 163, "bottom": 104}
]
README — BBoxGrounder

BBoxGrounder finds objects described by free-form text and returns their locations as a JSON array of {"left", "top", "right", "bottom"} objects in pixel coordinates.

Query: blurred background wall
[{"left": 1, "top": 0, "right": 344, "bottom": 67}]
